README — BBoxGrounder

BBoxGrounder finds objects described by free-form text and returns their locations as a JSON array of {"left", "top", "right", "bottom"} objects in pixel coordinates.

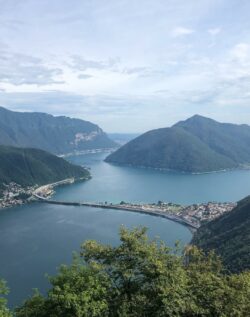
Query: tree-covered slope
[
  {"left": 175, "top": 115, "right": 250, "bottom": 164},
  {"left": 7, "top": 227, "right": 250, "bottom": 317},
  {"left": 106, "top": 115, "right": 250, "bottom": 173},
  {"left": 0, "top": 145, "right": 90, "bottom": 195},
  {"left": 192, "top": 196, "right": 250, "bottom": 273},
  {"left": 0, "top": 107, "right": 116, "bottom": 154},
  {"left": 105, "top": 126, "right": 236, "bottom": 173}
]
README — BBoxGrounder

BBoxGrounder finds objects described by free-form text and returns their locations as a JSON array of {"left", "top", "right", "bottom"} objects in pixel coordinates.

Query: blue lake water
[
  {"left": 56, "top": 152, "right": 250, "bottom": 205},
  {"left": 1, "top": 152, "right": 250, "bottom": 308}
]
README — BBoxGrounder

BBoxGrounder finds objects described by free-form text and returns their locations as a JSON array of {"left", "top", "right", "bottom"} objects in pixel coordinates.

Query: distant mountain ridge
[
  {"left": 0, "top": 107, "right": 117, "bottom": 155},
  {"left": 192, "top": 195, "right": 250, "bottom": 273},
  {"left": 105, "top": 115, "right": 250, "bottom": 173},
  {"left": 175, "top": 115, "right": 250, "bottom": 164},
  {"left": 0, "top": 145, "right": 90, "bottom": 196}
]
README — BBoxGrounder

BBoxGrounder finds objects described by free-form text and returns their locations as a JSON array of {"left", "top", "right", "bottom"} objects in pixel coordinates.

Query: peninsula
[
  {"left": 33, "top": 190, "right": 236, "bottom": 230},
  {"left": 0, "top": 145, "right": 90, "bottom": 208}
]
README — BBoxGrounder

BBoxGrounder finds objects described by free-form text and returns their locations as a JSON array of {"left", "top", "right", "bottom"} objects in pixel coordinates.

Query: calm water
[
  {"left": 56, "top": 152, "right": 250, "bottom": 204},
  {"left": 1, "top": 152, "right": 250, "bottom": 308}
]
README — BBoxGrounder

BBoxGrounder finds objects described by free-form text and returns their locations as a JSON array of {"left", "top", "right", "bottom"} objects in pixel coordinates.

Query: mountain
[
  {"left": 192, "top": 196, "right": 250, "bottom": 273},
  {"left": 105, "top": 115, "right": 250, "bottom": 173},
  {"left": 0, "top": 107, "right": 117, "bottom": 155},
  {"left": 0, "top": 145, "right": 90, "bottom": 196},
  {"left": 175, "top": 115, "right": 250, "bottom": 164}
]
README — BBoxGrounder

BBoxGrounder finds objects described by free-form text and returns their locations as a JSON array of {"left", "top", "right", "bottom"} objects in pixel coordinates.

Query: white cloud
[
  {"left": 0, "top": 0, "right": 250, "bottom": 130},
  {"left": 78, "top": 74, "right": 93, "bottom": 80},
  {"left": 208, "top": 28, "right": 221, "bottom": 35},
  {"left": 0, "top": 49, "right": 64, "bottom": 86},
  {"left": 230, "top": 43, "right": 250, "bottom": 62},
  {"left": 171, "top": 27, "right": 194, "bottom": 37}
]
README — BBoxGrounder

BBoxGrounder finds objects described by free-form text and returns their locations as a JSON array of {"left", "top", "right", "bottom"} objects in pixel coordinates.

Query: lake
[
  {"left": 55, "top": 152, "right": 250, "bottom": 204},
  {"left": 1, "top": 152, "right": 250, "bottom": 307}
]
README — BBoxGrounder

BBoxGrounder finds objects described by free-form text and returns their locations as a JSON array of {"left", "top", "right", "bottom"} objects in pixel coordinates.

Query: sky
[{"left": 0, "top": 0, "right": 250, "bottom": 132}]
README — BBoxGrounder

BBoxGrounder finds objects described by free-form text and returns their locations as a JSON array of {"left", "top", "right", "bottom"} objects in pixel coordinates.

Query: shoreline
[
  {"left": 1, "top": 176, "right": 236, "bottom": 232},
  {"left": 33, "top": 196, "right": 199, "bottom": 230},
  {"left": 1, "top": 151, "right": 237, "bottom": 232},
  {"left": 33, "top": 177, "right": 90, "bottom": 199},
  {"left": 58, "top": 147, "right": 117, "bottom": 158},
  {"left": 33, "top": 194, "right": 235, "bottom": 232},
  {"left": 0, "top": 176, "right": 90, "bottom": 210},
  {"left": 105, "top": 161, "right": 250, "bottom": 175}
]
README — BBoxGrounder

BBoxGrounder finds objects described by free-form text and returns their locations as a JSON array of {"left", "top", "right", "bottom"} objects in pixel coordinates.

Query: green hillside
[
  {"left": 175, "top": 115, "right": 250, "bottom": 164},
  {"left": 106, "top": 115, "right": 250, "bottom": 173},
  {"left": 0, "top": 145, "right": 90, "bottom": 196},
  {"left": 0, "top": 107, "right": 116, "bottom": 155},
  {"left": 192, "top": 196, "right": 250, "bottom": 273}
]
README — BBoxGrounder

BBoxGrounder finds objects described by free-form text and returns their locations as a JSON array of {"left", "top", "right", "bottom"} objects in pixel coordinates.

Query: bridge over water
[{"left": 33, "top": 194, "right": 199, "bottom": 230}]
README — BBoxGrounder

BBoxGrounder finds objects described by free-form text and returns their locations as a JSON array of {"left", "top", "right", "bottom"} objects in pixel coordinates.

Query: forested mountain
[
  {"left": 192, "top": 195, "right": 250, "bottom": 273},
  {"left": 175, "top": 115, "right": 250, "bottom": 164},
  {"left": 105, "top": 115, "right": 250, "bottom": 173},
  {"left": 0, "top": 145, "right": 89, "bottom": 195},
  {"left": 0, "top": 107, "right": 116, "bottom": 155}
]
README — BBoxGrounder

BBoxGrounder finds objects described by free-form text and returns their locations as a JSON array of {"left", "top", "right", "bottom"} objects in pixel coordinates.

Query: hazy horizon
[{"left": 1, "top": 0, "right": 250, "bottom": 132}]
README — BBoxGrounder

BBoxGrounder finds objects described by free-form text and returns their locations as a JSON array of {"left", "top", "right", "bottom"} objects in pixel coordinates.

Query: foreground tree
[
  {"left": 0, "top": 279, "right": 12, "bottom": 317},
  {"left": 14, "top": 227, "right": 250, "bottom": 316}
]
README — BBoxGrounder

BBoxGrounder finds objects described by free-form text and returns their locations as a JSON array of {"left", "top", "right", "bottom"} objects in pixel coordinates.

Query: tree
[
  {"left": 14, "top": 227, "right": 250, "bottom": 317},
  {"left": 82, "top": 226, "right": 188, "bottom": 316},
  {"left": 0, "top": 279, "right": 12, "bottom": 317},
  {"left": 15, "top": 261, "right": 109, "bottom": 317}
]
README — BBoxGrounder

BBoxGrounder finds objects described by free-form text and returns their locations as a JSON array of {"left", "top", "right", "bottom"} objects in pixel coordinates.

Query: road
[{"left": 33, "top": 194, "right": 199, "bottom": 230}]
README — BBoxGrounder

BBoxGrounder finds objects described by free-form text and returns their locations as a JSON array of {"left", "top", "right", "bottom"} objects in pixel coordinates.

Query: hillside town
[
  {"left": 0, "top": 182, "right": 37, "bottom": 209},
  {"left": 0, "top": 178, "right": 84, "bottom": 209},
  {"left": 177, "top": 201, "right": 236, "bottom": 225},
  {"left": 116, "top": 201, "right": 236, "bottom": 228}
]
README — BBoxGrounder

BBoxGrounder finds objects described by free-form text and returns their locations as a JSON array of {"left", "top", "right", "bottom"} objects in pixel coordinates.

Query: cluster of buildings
[
  {"left": 117, "top": 200, "right": 236, "bottom": 228},
  {"left": 0, "top": 182, "right": 36, "bottom": 209},
  {"left": 177, "top": 202, "right": 237, "bottom": 226}
]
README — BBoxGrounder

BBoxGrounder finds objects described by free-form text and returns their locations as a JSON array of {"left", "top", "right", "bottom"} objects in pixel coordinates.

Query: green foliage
[
  {"left": 82, "top": 226, "right": 187, "bottom": 316},
  {"left": 14, "top": 291, "right": 46, "bottom": 317},
  {"left": 15, "top": 264, "right": 109, "bottom": 317},
  {"left": 106, "top": 115, "right": 250, "bottom": 172},
  {"left": 0, "top": 280, "right": 12, "bottom": 317},
  {"left": 193, "top": 196, "right": 250, "bottom": 273},
  {"left": 0, "top": 145, "right": 90, "bottom": 195},
  {"left": 12, "top": 227, "right": 250, "bottom": 317},
  {"left": 175, "top": 114, "right": 250, "bottom": 164},
  {"left": 0, "top": 106, "right": 116, "bottom": 154}
]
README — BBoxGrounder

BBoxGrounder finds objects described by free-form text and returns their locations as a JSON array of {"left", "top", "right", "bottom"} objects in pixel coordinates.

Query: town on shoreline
[
  {"left": 0, "top": 180, "right": 236, "bottom": 229},
  {"left": 0, "top": 178, "right": 84, "bottom": 209}
]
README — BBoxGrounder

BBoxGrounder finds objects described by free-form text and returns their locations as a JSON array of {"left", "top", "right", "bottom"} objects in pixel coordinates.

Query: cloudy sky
[{"left": 0, "top": 0, "right": 250, "bottom": 132}]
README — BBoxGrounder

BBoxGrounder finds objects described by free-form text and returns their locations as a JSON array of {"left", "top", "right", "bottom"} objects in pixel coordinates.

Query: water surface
[
  {"left": 1, "top": 152, "right": 250, "bottom": 307},
  {"left": 0, "top": 203, "right": 191, "bottom": 307},
  {"left": 56, "top": 152, "right": 250, "bottom": 204}
]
